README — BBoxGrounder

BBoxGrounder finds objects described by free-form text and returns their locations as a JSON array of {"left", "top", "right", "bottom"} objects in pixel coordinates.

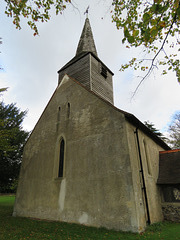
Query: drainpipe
[{"left": 134, "top": 127, "right": 151, "bottom": 225}]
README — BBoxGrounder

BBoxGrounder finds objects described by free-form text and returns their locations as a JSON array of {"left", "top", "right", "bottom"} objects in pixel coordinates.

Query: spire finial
[{"left": 84, "top": 6, "right": 89, "bottom": 18}]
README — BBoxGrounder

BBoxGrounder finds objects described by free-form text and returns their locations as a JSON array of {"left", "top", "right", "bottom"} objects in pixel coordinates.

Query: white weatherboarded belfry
[{"left": 13, "top": 17, "right": 171, "bottom": 232}]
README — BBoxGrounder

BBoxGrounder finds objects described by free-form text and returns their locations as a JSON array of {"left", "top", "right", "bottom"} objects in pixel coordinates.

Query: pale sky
[{"left": 0, "top": 0, "right": 180, "bottom": 135}]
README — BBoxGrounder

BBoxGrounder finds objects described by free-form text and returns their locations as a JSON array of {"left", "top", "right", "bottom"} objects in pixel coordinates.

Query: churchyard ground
[{"left": 0, "top": 195, "right": 179, "bottom": 240}]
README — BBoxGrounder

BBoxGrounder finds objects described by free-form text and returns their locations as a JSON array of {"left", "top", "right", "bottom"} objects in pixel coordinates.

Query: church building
[{"left": 13, "top": 17, "right": 173, "bottom": 232}]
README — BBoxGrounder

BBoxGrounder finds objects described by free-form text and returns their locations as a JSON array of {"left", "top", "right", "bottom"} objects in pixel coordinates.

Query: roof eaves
[
  {"left": 58, "top": 52, "right": 114, "bottom": 75},
  {"left": 66, "top": 74, "right": 170, "bottom": 150},
  {"left": 58, "top": 52, "right": 88, "bottom": 73},
  {"left": 160, "top": 149, "right": 180, "bottom": 154},
  {"left": 125, "top": 114, "right": 171, "bottom": 150}
]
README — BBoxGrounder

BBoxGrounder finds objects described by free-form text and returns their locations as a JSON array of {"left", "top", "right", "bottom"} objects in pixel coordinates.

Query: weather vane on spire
[{"left": 84, "top": 6, "right": 89, "bottom": 18}]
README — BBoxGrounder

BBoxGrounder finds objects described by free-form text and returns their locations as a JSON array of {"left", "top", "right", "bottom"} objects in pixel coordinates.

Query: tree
[
  {"left": 0, "top": 101, "right": 29, "bottom": 193},
  {"left": 4, "top": 0, "right": 71, "bottom": 36},
  {"left": 168, "top": 112, "right": 180, "bottom": 148},
  {"left": 0, "top": 37, "right": 2, "bottom": 70},
  {"left": 112, "top": 0, "right": 180, "bottom": 95},
  {"left": 144, "top": 120, "right": 167, "bottom": 141},
  {"left": 0, "top": 88, "right": 8, "bottom": 94}
]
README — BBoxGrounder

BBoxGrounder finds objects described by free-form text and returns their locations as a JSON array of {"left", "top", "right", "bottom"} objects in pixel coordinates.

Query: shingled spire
[
  {"left": 76, "top": 17, "right": 98, "bottom": 56},
  {"left": 58, "top": 17, "right": 114, "bottom": 104}
]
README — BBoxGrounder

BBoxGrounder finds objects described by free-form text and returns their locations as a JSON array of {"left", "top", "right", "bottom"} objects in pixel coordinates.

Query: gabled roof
[
  {"left": 26, "top": 74, "right": 171, "bottom": 151},
  {"left": 157, "top": 149, "right": 180, "bottom": 184},
  {"left": 76, "top": 17, "right": 98, "bottom": 56},
  {"left": 62, "top": 74, "right": 170, "bottom": 151}
]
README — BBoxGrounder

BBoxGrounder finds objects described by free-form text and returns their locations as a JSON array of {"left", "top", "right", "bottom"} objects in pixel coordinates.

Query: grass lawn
[{"left": 0, "top": 195, "right": 179, "bottom": 240}]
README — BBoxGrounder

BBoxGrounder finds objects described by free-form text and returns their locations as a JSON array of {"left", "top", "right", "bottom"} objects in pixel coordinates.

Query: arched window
[{"left": 58, "top": 139, "right": 65, "bottom": 178}]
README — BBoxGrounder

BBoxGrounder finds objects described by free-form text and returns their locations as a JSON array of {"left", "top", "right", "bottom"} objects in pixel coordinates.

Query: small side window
[
  {"left": 58, "top": 106, "right": 61, "bottom": 121},
  {"left": 101, "top": 64, "right": 107, "bottom": 79},
  {"left": 58, "top": 139, "right": 65, "bottom": 178},
  {"left": 67, "top": 102, "right": 70, "bottom": 118}
]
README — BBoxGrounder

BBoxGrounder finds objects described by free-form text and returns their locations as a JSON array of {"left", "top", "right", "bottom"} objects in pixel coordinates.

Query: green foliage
[
  {"left": 0, "top": 196, "right": 180, "bottom": 239},
  {"left": 144, "top": 120, "right": 167, "bottom": 141},
  {"left": 0, "top": 39, "right": 3, "bottom": 70},
  {"left": 168, "top": 111, "right": 180, "bottom": 148},
  {"left": 4, "top": 0, "right": 71, "bottom": 35},
  {"left": 9, "top": 179, "right": 18, "bottom": 192},
  {"left": 0, "top": 88, "right": 8, "bottom": 94},
  {"left": 112, "top": 0, "right": 180, "bottom": 85},
  {"left": 0, "top": 101, "right": 29, "bottom": 193}
]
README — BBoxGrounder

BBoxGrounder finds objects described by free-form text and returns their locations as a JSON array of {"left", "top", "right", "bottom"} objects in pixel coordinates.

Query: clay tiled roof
[{"left": 157, "top": 149, "right": 180, "bottom": 184}]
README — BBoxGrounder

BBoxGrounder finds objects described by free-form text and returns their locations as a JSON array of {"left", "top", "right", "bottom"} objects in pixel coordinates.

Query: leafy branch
[
  {"left": 4, "top": 0, "right": 72, "bottom": 35},
  {"left": 112, "top": 0, "right": 180, "bottom": 94},
  {"left": 132, "top": 11, "right": 177, "bottom": 97}
]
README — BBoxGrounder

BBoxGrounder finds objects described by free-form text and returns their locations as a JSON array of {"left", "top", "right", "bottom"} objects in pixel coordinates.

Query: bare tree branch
[{"left": 131, "top": 13, "right": 177, "bottom": 98}]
